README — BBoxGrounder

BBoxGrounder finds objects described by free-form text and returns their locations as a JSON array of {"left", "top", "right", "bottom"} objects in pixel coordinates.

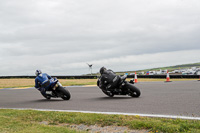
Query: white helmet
[{"left": 35, "top": 70, "right": 42, "bottom": 76}]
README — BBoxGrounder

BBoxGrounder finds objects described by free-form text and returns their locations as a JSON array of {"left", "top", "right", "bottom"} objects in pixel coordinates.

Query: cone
[
  {"left": 134, "top": 72, "right": 138, "bottom": 83},
  {"left": 165, "top": 70, "right": 172, "bottom": 82},
  {"left": 198, "top": 75, "right": 200, "bottom": 81}
]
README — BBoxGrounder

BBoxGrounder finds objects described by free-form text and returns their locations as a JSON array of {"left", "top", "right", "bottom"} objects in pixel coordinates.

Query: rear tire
[
  {"left": 46, "top": 96, "right": 51, "bottom": 100},
  {"left": 41, "top": 92, "right": 51, "bottom": 100},
  {"left": 126, "top": 83, "right": 141, "bottom": 97},
  {"left": 57, "top": 86, "right": 71, "bottom": 100},
  {"left": 102, "top": 90, "right": 114, "bottom": 97}
]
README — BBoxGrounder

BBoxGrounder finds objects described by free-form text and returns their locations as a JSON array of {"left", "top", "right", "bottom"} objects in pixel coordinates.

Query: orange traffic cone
[
  {"left": 165, "top": 70, "right": 172, "bottom": 82},
  {"left": 134, "top": 72, "right": 138, "bottom": 83}
]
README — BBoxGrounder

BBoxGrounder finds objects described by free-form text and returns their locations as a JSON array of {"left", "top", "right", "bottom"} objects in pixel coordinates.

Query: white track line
[{"left": 1, "top": 108, "right": 200, "bottom": 120}]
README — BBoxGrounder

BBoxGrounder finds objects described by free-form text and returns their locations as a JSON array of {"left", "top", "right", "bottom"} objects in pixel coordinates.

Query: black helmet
[{"left": 100, "top": 67, "right": 106, "bottom": 74}]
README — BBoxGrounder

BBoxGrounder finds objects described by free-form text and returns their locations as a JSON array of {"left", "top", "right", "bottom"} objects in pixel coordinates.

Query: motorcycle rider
[
  {"left": 35, "top": 70, "right": 57, "bottom": 99},
  {"left": 98, "top": 67, "right": 120, "bottom": 91}
]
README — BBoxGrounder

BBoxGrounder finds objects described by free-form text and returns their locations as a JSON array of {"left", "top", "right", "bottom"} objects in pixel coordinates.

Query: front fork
[
  {"left": 46, "top": 81, "right": 63, "bottom": 96},
  {"left": 52, "top": 82, "right": 62, "bottom": 90}
]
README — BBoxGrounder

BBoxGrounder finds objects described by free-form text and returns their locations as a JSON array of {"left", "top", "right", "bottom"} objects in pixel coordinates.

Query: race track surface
[{"left": 0, "top": 81, "right": 200, "bottom": 117}]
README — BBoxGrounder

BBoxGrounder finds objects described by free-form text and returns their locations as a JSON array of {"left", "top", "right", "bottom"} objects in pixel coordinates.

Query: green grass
[
  {"left": 0, "top": 109, "right": 200, "bottom": 133},
  {"left": 0, "top": 109, "right": 86, "bottom": 133}
]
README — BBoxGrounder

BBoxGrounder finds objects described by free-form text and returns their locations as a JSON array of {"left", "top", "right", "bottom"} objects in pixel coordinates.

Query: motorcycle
[
  {"left": 97, "top": 75, "right": 141, "bottom": 97},
  {"left": 41, "top": 78, "right": 71, "bottom": 100}
]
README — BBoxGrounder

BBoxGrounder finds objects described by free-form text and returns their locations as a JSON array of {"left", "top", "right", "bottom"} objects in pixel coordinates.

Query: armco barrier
[
  {"left": 0, "top": 75, "right": 199, "bottom": 79},
  {"left": 0, "top": 76, "right": 98, "bottom": 79}
]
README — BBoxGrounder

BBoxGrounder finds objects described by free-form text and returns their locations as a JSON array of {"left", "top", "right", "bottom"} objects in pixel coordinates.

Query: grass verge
[
  {"left": 0, "top": 78, "right": 198, "bottom": 88},
  {"left": 0, "top": 109, "right": 200, "bottom": 133}
]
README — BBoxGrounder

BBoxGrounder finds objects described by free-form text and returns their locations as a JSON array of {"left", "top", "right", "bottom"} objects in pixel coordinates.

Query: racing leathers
[
  {"left": 35, "top": 73, "right": 55, "bottom": 98},
  {"left": 98, "top": 69, "right": 120, "bottom": 91}
]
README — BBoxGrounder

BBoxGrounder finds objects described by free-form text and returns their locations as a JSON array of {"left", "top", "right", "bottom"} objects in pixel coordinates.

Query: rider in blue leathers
[{"left": 35, "top": 70, "right": 57, "bottom": 99}]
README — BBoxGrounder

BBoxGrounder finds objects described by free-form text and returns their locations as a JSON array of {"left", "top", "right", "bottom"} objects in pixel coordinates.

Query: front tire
[
  {"left": 57, "top": 86, "right": 71, "bottom": 100},
  {"left": 126, "top": 83, "right": 141, "bottom": 97}
]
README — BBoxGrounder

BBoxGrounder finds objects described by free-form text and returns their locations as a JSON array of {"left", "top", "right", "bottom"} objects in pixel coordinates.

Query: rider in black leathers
[{"left": 98, "top": 67, "right": 120, "bottom": 91}]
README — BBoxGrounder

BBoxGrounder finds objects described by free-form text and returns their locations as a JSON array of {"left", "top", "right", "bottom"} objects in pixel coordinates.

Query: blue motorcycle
[{"left": 41, "top": 78, "right": 71, "bottom": 100}]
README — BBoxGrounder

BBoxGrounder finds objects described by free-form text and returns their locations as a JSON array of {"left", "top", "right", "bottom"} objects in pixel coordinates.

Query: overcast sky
[{"left": 0, "top": 0, "right": 200, "bottom": 76}]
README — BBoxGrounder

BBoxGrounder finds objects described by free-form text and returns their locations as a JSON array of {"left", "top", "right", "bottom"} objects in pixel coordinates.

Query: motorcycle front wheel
[
  {"left": 57, "top": 86, "right": 71, "bottom": 100},
  {"left": 126, "top": 83, "right": 141, "bottom": 97}
]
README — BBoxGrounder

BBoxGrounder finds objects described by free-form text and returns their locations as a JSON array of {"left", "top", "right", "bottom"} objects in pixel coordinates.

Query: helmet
[
  {"left": 100, "top": 67, "right": 106, "bottom": 75},
  {"left": 35, "top": 70, "right": 42, "bottom": 76}
]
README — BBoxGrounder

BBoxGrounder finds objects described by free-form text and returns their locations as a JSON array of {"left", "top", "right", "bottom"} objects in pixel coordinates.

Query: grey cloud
[{"left": 0, "top": 0, "right": 200, "bottom": 75}]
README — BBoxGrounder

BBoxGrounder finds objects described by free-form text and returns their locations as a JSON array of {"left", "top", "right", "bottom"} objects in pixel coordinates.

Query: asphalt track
[{"left": 0, "top": 81, "right": 200, "bottom": 118}]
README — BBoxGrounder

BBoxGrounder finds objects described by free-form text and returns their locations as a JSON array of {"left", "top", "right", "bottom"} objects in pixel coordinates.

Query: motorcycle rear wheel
[
  {"left": 102, "top": 90, "right": 114, "bottom": 97},
  {"left": 41, "top": 92, "right": 51, "bottom": 100}
]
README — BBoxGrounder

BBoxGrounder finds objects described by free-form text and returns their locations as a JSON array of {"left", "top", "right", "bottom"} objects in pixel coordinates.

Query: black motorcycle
[
  {"left": 97, "top": 75, "right": 141, "bottom": 97},
  {"left": 41, "top": 78, "right": 71, "bottom": 100}
]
